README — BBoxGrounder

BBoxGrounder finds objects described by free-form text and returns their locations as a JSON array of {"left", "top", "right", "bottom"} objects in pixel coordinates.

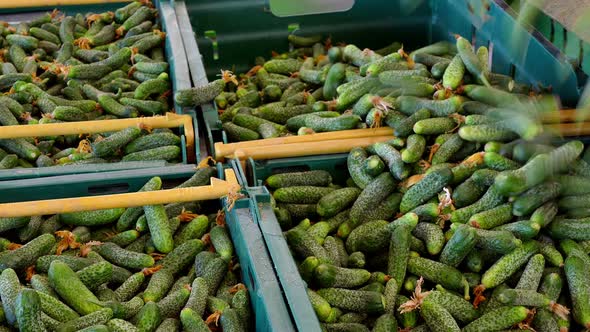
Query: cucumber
[
  {"left": 14, "top": 289, "right": 47, "bottom": 332},
  {"left": 400, "top": 166, "right": 452, "bottom": 213},
  {"left": 347, "top": 148, "right": 374, "bottom": 189},
  {"left": 426, "top": 290, "right": 479, "bottom": 323},
  {"left": 317, "top": 288, "right": 384, "bottom": 314},
  {"left": 432, "top": 133, "right": 464, "bottom": 165},
  {"left": 471, "top": 228, "right": 521, "bottom": 254},
  {"left": 122, "top": 146, "right": 181, "bottom": 162},
  {"left": 0, "top": 269, "right": 20, "bottom": 326},
  {"left": 349, "top": 172, "right": 396, "bottom": 229},
  {"left": 179, "top": 308, "right": 208, "bottom": 332},
  {"left": 362, "top": 155, "right": 385, "bottom": 177},
  {"left": 304, "top": 114, "right": 361, "bottom": 132},
  {"left": 420, "top": 298, "right": 461, "bottom": 332},
  {"left": 393, "top": 108, "right": 431, "bottom": 137},
  {"left": 134, "top": 301, "right": 162, "bottom": 332},
  {"left": 396, "top": 95, "right": 464, "bottom": 117},
  {"left": 407, "top": 257, "right": 470, "bottom": 299},
  {"left": 76, "top": 261, "right": 112, "bottom": 290},
  {"left": 60, "top": 209, "right": 125, "bottom": 226},
  {"left": 483, "top": 151, "right": 521, "bottom": 171},
  {"left": 439, "top": 224, "right": 477, "bottom": 267},
  {"left": 210, "top": 226, "right": 233, "bottom": 262},
  {"left": 373, "top": 142, "right": 408, "bottom": 180},
  {"left": 36, "top": 289, "right": 80, "bottom": 322},
  {"left": 345, "top": 220, "right": 389, "bottom": 253},
  {"left": 48, "top": 260, "right": 103, "bottom": 315},
  {"left": 564, "top": 255, "right": 590, "bottom": 328},
  {"left": 313, "top": 264, "right": 371, "bottom": 288},
  {"left": 512, "top": 181, "right": 561, "bottom": 217},
  {"left": 95, "top": 242, "right": 154, "bottom": 270},
  {"left": 401, "top": 134, "right": 426, "bottom": 163},
  {"left": 317, "top": 187, "right": 361, "bottom": 218},
  {"left": 266, "top": 170, "right": 331, "bottom": 189},
  {"left": 387, "top": 223, "right": 412, "bottom": 293},
  {"left": 412, "top": 222, "right": 445, "bottom": 256},
  {"left": 413, "top": 117, "right": 457, "bottom": 135},
  {"left": 547, "top": 217, "right": 590, "bottom": 240},
  {"left": 0, "top": 139, "right": 41, "bottom": 161},
  {"left": 468, "top": 203, "right": 513, "bottom": 229},
  {"left": 286, "top": 228, "right": 333, "bottom": 264},
  {"left": 456, "top": 36, "right": 490, "bottom": 86},
  {"left": 92, "top": 127, "right": 142, "bottom": 158},
  {"left": 274, "top": 186, "right": 335, "bottom": 204},
  {"left": 450, "top": 185, "right": 505, "bottom": 224},
  {"left": 515, "top": 254, "right": 545, "bottom": 290},
  {"left": 442, "top": 54, "right": 465, "bottom": 90},
  {"left": 481, "top": 240, "right": 540, "bottom": 289},
  {"left": 462, "top": 306, "right": 528, "bottom": 332},
  {"left": 0, "top": 233, "right": 55, "bottom": 272}
]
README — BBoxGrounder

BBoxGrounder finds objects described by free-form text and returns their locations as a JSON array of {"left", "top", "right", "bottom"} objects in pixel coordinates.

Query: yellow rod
[
  {"left": 0, "top": 0, "right": 129, "bottom": 8},
  {"left": 544, "top": 122, "right": 590, "bottom": 136},
  {"left": 214, "top": 127, "right": 394, "bottom": 160},
  {"left": 230, "top": 135, "right": 394, "bottom": 160},
  {"left": 0, "top": 176, "right": 240, "bottom": 218},
  {"left": 540, "top": 109, "right": 586, "bottom": 124},
  {"left": 0, "top": 113, "right": 196, "bottom": 162}
]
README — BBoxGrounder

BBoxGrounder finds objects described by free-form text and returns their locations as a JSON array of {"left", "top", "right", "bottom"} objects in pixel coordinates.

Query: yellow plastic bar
[
  {"left": 540, "top": 109, "right": 584, "bottom": 123},
  {"left": 0, "top": 113, "right": 196, "bottom": 162},
  {"left": 214, "top": 127, "right": 394, "bottom": 160},
  {"left": 0, "top": 175, "right": 240, "bottom": 218},
  {"left": 0, "top": 0, "right": 129, "bottom": 8},
  {"left": 230, "top": 135, "right": 393, "bottom": 160},
  {"left": 544, "top": 122, "right": 590, "bottom": 136}
]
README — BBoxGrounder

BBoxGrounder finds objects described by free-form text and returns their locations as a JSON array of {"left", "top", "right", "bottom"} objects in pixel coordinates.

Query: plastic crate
[
  {"left": 175, "top": 0, "right": 584, "bottom": 155},
  {"left": 0, "top": 0, "right": 201, "bottom": 180},
  {"left": 233, "top": 156, "right": 351, "bottom": 331},
  {"left": 0, "top": 162, "right": 295, "bottom": 332},
  {"left": 0, "top": 110, "right": 199, "bottom": 181}
]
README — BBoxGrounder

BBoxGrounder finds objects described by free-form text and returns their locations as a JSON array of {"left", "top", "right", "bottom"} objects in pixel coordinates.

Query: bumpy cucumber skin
[
  {"left": 515, "top": 254, "right": 545, "bottom": 290},
  {"left": 266, "top": 170, "right": 332, "bottom": 189},
  {"left": 462, "top": 306, "right": 528, "bottom": 332},
  {"left": 440, "top": 224, "right": 477, "bottom": 267},
  {"left": 373, "top": 142, "right": 408, "bottom": 180},
  {"left": 317, "top": 288, "right": 385, "bottom": 314},
  {"left": 317, "top": 187, "right": 361, "bottom": 218},
  {"left": 143, "top": 204, "right": 173, "bottom": 254},
  {"left": 60, "top": 209, "right": 125, "bottom": 226},
  {"left": 274, "top": 186, "right": 335, "bottom": 204},
  {"left": 95, "top": 242, "right": 154, "bottom": 270},
  {"left": 564, "top": 255, "right": 590, "bottom": 328},
  {"left": 349, "top": 172, "right": 395, "bottom": 228},
  {"left": 347, "top": 148, "right": 374, "bottom": 189},
  {"left": 407, "top": 257, "right": 469, "bottom": 298},
  {"left": 400, "top": 166, "right": 452, "bottom": 213},
  {"left": 426, "top": 290, "right": 479, "bottom": 323},
  {"left": 48, "top": 260, "right": 103, "bottom": 315},
  {"left": 0, "top": 233, "right": 55, "bottom": 272},
  {"left": 481, "top": 240, "right": 540, "bottom": 289},
  {"left": 387, "top": 224, "right": 412, "bottom": 293},
  {"left": 421, "top": 299, "right": 461, "bottom": 332}
]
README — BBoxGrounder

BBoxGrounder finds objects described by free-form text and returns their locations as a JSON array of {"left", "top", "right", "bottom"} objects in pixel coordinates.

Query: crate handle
[
  {"left": 214, "top": 127, "right": 394, "bottom": 161},
  {"left": 0, "top": 113, "right": 196, "bottom": 162},
  {"left": 0, "top": 171, "right": 240, "bottom": 218}
]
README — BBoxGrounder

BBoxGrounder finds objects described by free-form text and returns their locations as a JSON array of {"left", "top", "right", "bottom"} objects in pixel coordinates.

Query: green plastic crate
[
  {"left": 233, "top": 156, "right": 348, "bottom": 332},
  {"left": 502, "top": 0, "right": 590, "bottom": 80},
  {"left": 0, "top": 110, "right": 199, "bottom": 181},
  {"left": 0, "top": 162, "right": 295, "bottom": 332},
  {"left": 0, "top": 0, "right": 200, "bottom": 179},
  {"left": 175, "top": 0, "right": 583, "bottom": 157}
]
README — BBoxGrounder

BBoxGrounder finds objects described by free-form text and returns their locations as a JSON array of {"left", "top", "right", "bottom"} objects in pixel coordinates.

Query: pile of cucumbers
[
  {"left": 0, "top": 125, "right": 183, "bottom": 168},
  {"left": 175, "top": 32, "right": 547, "bottom": 142},
  {"left": 0, "top": 1, "right": 179, "bottom": 169},
  {"left": 0, "top": 167, "right": 252, "bottom": 331},
  {"left": 267, "top": 135, "right": 590, "bottom": 331}
]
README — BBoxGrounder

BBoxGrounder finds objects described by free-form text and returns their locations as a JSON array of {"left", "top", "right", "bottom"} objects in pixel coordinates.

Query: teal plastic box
[
  {"left": 229, "top": 156, "right": 349, "bottom": 332},
  {"left": 175, "top": 0, "right": 583, "bottom": 157},
  {"left": 0, "top": 0, "right": 200, "bottom": 180},
  {"left": 0, "top": 162, "right": 295, "bottom": 332}
]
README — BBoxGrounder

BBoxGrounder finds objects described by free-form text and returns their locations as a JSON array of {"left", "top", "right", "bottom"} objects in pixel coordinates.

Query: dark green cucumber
[
  {"left": 317, "top": 288, "right": 384, "bottom": 314},
  {"left": 407, "top": 257, "right": 470, "bottom": 299}
]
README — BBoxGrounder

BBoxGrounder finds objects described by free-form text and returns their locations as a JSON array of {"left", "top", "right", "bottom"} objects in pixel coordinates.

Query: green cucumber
[
  {"left": 515, "top": 254, "right": 545, "bottom": 290},
  {"left": 426, "top": 290, "right": 479, "bottom": 323},
  {"left": 387, "top": 224, "right": 412, "bottom": 293},
  {"left": 456, "top": 36, "right": 490, "bottom": 86},
  {"left": 0, "top": 233, "right": 55, "bottom": 272},
  {"left": 412, "top": 222, "right": 444, "bottom": 256},
  {"left": 547, "top": 217, "right": 590, "bottom": 240},
  {"left": 481, "top": 240, "right": 540, "bottom": 289},
  {"left": 462, "top": 306, "right": 528, "bottom": 332},
  {"left": 0, "top": 268, "right": 20, "bottom": 326},
  {"left": 95, "top": 242, "right": 154, "bottom": 270},
  {"left": 468, "top": 203, "right": 513, "bottom": 229},
  {"left": 317, "top": 288, "right": 384, "bottom": 314},
  {"left": 407, "top": 257, "right": 470, "bottom": 299},
  {"left": 274, "top": 186, "right": 335, "bottom": 204},
  {"left": 439, "top": 224, "right": 477, "bottom": 267},
  {"left": 401, "top": 134, "right": 426, "bottom": 163},
  {"left": 266, "top": 170, "right": 331, "bottom": 188},
  {"left": 48, "top": 260, "right": 103, "bottom": 315},
  {"left": 373, "top": 142, "right": 408, "bottom": 180},
  {"left": 179, "top": 308, "right": 208, "bottom": 332},
  {"left": 347, "top": 148, "right": 374, "bottom": 189},
  {"left": 420, "top": 298, "right": 461, "bottom": 332},
  {"left": 122, "top": 146, "right": 180, "bottom": 162},
  {"left": 400, "top": 166, "right": 452, "bottom": 213},
  {"left": 313, "top": 264, "right": 371, "bottom": 288},
  {"left": 60, "top": 208, "right": 125, "bottom": 226}
]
